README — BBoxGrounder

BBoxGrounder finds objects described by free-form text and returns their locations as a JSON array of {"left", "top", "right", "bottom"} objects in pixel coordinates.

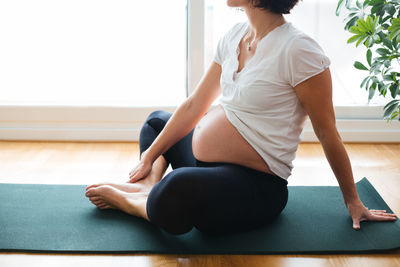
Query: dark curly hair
[{"left": 250, "top": 0, "right": 301, "bottom": 14}]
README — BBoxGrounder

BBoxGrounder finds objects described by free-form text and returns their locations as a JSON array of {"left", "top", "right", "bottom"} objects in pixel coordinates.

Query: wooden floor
[{"left": 0, "top": 141, "right": 399, "bottom": 267}]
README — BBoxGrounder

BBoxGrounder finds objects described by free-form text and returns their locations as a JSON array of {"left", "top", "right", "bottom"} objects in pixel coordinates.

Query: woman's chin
[{"left": 226, "top": 0, "right": 247, "bottom": 8}]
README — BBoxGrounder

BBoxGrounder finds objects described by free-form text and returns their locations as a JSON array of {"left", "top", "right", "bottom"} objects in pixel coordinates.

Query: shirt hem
[{"left": 220, "top": 104, "right": 291, "bottom": 180}]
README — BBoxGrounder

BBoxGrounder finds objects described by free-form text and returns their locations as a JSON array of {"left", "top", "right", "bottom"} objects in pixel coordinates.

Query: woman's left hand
[{"left": 346, "top": 199, "right": 397, "bottom": 230}]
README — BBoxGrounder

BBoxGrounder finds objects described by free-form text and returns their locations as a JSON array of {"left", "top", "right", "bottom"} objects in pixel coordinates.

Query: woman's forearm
[
  {"left": 140, "top": 61, "right": 221, "bottom": 165},
  {"left": 319, "top": 130, "right": 360, "bottom": 205},
  {"left": 143, "top": 99, "right": 205, "bottom": 164}
]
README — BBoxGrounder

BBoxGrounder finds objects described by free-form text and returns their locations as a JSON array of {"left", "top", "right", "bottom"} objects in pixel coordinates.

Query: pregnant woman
[{"left": 85, "top": 0, "right": 397, "bottom": 235}]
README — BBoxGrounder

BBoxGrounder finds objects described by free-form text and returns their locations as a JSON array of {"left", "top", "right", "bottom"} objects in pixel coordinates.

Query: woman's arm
[
  {"left": 294, "top": 68, "right": 397, "bottom": 229},
  {"left": 129, "top": 61, "right": 222, "bottom": 182}
]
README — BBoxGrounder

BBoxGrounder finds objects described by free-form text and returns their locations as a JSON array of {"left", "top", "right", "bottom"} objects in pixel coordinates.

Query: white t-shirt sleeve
[
  {"left": 213, "top": 35, "right": 225, "bottom": 66},
  {"left": 285, "top": 35, "right": 331, "bottom": 87},
  {"left": 213, "top": 22, "right": 245, "bottom": 66}
]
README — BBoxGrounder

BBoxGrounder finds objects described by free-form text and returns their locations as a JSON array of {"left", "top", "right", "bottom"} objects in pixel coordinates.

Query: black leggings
[{"left": 140, "top": 110, "right": 288, "bottom": 235}]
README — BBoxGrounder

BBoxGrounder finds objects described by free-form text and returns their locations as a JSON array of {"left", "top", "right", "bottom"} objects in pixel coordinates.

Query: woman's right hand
[{"left": 128, "top": 151, "right": 153, "bottom": 183}]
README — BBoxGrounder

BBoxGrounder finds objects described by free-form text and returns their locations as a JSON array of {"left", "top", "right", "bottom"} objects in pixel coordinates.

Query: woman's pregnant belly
[{"left": 192, "top": 104, "right": 276, "bottom": 175}]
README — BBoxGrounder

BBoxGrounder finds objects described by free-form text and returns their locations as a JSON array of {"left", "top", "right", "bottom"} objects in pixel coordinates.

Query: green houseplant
[{"left": 336, "top": 0, "right": 400, "bottom": 121}]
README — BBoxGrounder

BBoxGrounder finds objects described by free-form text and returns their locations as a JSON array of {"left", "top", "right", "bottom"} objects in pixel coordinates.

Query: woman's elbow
[{"left": 316, "top": 126, "right": 342, "bottom": 143}]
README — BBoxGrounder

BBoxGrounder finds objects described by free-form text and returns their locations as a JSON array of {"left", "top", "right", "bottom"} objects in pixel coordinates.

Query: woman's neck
[{"left": 243, "top": 6, "right": 286, "bottom": 39}]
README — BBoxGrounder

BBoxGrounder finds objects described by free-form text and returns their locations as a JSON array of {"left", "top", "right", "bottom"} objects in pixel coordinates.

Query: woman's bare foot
[
  {"left": 86, "top": 155, "right": 168, "bottom": 193},
  {"left": 85, "top": 172, "right": 162, "bottom": 193},
  {"left": 86, "top": 182, "right": 147, "bottom": 194},
  {"left": 85, "top": 185, "right": 150, "bottom": 221}
]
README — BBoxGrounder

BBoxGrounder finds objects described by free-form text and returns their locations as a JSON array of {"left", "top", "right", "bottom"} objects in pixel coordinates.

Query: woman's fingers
[
  {"left": 367, "top": 213, "right": 397, "bottom": 221},
  {"left": 368, "top": 209, "right": 397, "bottom": 218},
  {"left": 363, "top": 210, "right": 397, "bottom": 223},
  {"left": 130, "top": 164, "right": 152, "bottom": 182},
  {"left": 129, "top": 169, "right": 138, "bottom": 178},
  {"left": 129, "top": 169, "right": 142, "bottom": 182},
  {"left": 129, "top": 177, "right": 141, "bottom": 183},
  {"left": 130, "top": 170, "right": 140, "bottom": 179},
  {"left": 352, "top": 208, "right": 397, "bottom": 230},
  {"left": 129, "top": 174, "right": 145, "bottom": 183},
  {"left": 129, "top": 171, "right": 143, "bottom": 182},
  {"left": 368, "top": 209, "right": 397, "bottom": 216},
  {"left": 369, "top": 210, "right": 387, "bottom": 215},
  {"left": 129, "top": 165, "right": 144, "bottom": 178},
  {"left": 369, "top": 211, "right": 397, "bottom": 217}
]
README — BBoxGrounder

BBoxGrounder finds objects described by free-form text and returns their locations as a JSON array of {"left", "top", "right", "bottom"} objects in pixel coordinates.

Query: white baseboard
[
  {"left": 0, "top": 105, "right": 399, "bottom": 142},
  {"left": 302, "top": 119, "right": 400, "bottom": 142},
  {"left": 0, "top": 105, "right": 176, "bottom": 141}
]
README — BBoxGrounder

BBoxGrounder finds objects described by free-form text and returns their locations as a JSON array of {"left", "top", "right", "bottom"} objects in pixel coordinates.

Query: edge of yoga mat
[{"left": 0, "top": 177, "right": 399, "bottom": 255}]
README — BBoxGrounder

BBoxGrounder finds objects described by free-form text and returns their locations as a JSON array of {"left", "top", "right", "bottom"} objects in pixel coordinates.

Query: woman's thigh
[{"left": 146, "top": 163, "right": 288, "bottom": 235}]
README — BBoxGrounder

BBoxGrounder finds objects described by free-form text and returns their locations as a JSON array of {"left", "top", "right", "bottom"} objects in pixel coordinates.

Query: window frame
[{"left": 0, "top": 0, "right": 399, "bottom": 142}]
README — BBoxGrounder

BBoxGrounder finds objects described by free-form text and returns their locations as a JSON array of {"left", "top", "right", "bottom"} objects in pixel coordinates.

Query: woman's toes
[
  {"left": 85, "top": 189, "right": 94, "bottom": 197},
  {"left": 86, "top": 182, "right": 111, "bottom": 191},
  {"left": 89, "top": 196, "right": 104, "bottom": 205},
  {"left": 98, "top": 204, "right": 112, "bottom": 210},
  {"left": 85, "top": 187, "right": 103, "bottom": 197},
  {"left": 86, "top": 184, "right": 100, "bottom": 191},
  {"left": 92, "top": 199, "right": 104, "bottom": 205},
  {"left": 96, "top": 202, "right": 106, "bottom": 208},
  {"left": 89, "top": 196, "right": 101, "bottom": 202},
  {"left": 97, "top": 202, "right": 113, "bottom": 209}
]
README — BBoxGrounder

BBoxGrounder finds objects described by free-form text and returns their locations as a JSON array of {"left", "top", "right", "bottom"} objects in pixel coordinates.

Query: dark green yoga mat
[{"left": 0, "top": 177, "right": 399, "bottom": 254}]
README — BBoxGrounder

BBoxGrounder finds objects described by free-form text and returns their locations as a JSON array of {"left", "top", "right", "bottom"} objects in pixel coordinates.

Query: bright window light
[{"left": 0, "top": 0, "right": 186, "bottom": 106}]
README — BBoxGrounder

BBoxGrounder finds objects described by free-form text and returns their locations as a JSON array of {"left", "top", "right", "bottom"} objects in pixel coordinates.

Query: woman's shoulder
[
  {"left": 282, "top": 23, "right": 326, "bottom": 54},
  {"left": 223, "top": 21, "right": 248, "bottom": 40},
  {"left": 231, "top": 21, "right": 248, "bottom": 32}
]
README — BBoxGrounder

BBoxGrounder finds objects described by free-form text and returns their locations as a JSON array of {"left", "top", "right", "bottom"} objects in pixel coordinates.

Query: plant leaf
[
  {"left": 354, "top": 61, "right": 369, "bottom": 70},
  {"left": 384, "top": 99, "right": 400, "bottom": 110},
  {"left": 368, "top": 84, "right": 376, "bottom": 102},
  {"left": 390, "top": 83, "right": 400, "bottom": 98},
  {"left": 383, "top": 100, "right": 400, "bottom": 118},
  {"left": 360, "top": 76, "right": 371, "bottom": 88},
  {"left": 366, "top": 49, "right": 372, "bottom": 66},
  {"left": 376, "top": 48, "right": 390, "bottom": 55},
  {"left": 345, "top": 16, "right": 360, "bottom": 30},
  {"left": 336, "top": 0, "right": 345, "bottom": 16},
  {"left": 345, "top": 0, "right": 354, "bottom": 9}
]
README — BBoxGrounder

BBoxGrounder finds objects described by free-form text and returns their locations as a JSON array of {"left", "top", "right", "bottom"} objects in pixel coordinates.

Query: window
[
  {"left": 204, "top": 0, "right": 388, "bottom": 106},
  {"left": 0, "top": 0, "right": 186, "bottom": 106},
  {"left": 1, "top": 0, "right": 398, "bottom": 142}
]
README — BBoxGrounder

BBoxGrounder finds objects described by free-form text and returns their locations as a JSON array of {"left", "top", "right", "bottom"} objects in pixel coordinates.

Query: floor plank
[{"left": 0, "top": 141, "right": 399, "bottom": 267}]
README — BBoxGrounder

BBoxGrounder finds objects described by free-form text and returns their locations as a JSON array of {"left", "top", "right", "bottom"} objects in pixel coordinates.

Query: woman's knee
[
  {"left": 145, "top": 110, "right": 172, "bottom": 133},
  {"left": 139, "top": 110, "right": 172, "bottom": 155},
  {"left": 146, "top": 169, "right": 196, "bottom": 235}
]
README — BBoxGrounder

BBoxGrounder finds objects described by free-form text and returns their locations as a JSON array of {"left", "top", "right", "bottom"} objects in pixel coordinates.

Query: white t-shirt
[{"left": 214, "top": 20, "right": 331, "bottom": 180}]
